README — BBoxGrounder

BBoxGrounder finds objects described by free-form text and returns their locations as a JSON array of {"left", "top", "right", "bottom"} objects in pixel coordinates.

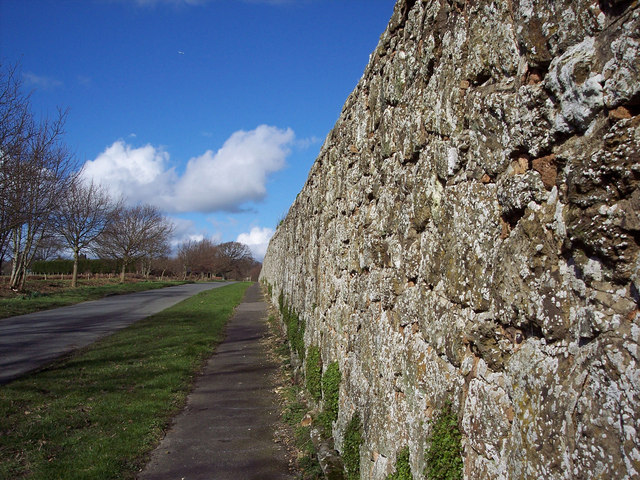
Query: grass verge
[
  {"left": 0, "top": 280, "right": 191, "bottom": 320},
  {"left": 0, "top": 281, "right": 251, "bottom": 480}
]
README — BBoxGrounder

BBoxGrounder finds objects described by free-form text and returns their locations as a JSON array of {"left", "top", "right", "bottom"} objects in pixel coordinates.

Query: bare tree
[
  {"left": 54, "top": 181, "right": 121, "bottom": 287},
  {"left": 0, "top": 63, "right": 34, "bottom": 262},
  {"left": 32, "top": 232, "right": 64, "bottom": 262},
  {"left": 8, "top": 109, "right": 77, "bottom": 291},
  {"left": 1, "top": 63, "right": 78, "bottom": 290},
  {"left": 177, "top": 239, "right": 198, "bottom": 279},
  {"left": 215, "top": 241, "right": 253, "bottom": 279},
  {"left": 147, "top": 254, "right": 179, "bottom": 280},
  {"left": 177, "top": 238, "right": 219, "bottom": 279},
  {"left": 95, "top": 204, "right": 174, "bottom": 283},
  {"left": 0, "top": 64, "right": 31, "bottom": 155},
  {"left": 139, "top": 231, "right": 172, "bottom": 279}
]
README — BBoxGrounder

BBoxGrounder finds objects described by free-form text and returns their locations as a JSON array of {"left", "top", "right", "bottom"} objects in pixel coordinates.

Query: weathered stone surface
[{"left": 261, "top": 1, "right": 640, "bottom": 478}]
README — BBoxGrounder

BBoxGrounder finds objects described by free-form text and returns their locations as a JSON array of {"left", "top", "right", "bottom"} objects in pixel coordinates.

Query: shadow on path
[{"left": 138, "top": 283, "right": 295, "bottom": 480}]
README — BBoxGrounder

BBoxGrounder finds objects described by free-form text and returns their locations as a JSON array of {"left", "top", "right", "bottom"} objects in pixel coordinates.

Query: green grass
[
  {"left": 0, "top": 282, "right": 250, "bottom": 480},
  {"left": 0, "top": 280, "right": 190, "bottom": 319}
]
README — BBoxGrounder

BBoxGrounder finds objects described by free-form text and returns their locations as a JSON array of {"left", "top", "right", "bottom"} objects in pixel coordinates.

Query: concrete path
[
  {"left": 0, "top": 282, "right": 234, "bottom": 384},
  {"left": 138, "top": 282, "right": 295, "bottom": 480}
]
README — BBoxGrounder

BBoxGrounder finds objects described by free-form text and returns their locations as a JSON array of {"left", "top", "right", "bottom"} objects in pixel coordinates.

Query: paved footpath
[
  {"left": 0, "top": 282, "right": 234, "bottom": 384},
  {"left": 138, "top": 282, "right": 295, "bottom": 480}
]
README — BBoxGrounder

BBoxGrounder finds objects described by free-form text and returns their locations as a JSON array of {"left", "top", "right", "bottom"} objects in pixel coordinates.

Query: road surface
[{"left": 0, "top": 282, "right": 234, "bottom": 384}]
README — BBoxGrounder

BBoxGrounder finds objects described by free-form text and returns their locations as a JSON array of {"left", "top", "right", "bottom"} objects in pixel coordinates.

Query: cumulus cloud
[
  {"left": 80, "top": 140, "right": 176, "bottom": 206},
  {"left": 173, "top": 125, "right": 293, "bottom": 212},
  {"left": 169, "top": 217, "right": 200, "bottom": 244},
  {"left": 237, "top": 226, "right": 274, "bottom": 261},
  {"left": 81, "top": 125, "right": 293, "bottom": 213},
  {"left": 167, "top": 217, "right": 224, "bottom": 251}
]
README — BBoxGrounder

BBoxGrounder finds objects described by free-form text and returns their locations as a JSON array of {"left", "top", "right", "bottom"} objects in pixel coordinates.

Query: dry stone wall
[{"left": 260, "top": 1, "right": 640, "bottom": 478}]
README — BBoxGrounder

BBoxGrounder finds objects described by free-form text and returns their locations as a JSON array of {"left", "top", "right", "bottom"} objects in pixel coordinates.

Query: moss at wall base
[
  {"left": 343, "top": 412, "right": 363, "bottom": 480},
  {"left": 425, "top": 402, "right": 463, "bottom": 480}
]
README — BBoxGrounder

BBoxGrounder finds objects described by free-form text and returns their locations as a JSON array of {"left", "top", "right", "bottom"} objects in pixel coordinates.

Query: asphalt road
[{"left": 0, "top": 282, "right": 234, "bottom": 384}]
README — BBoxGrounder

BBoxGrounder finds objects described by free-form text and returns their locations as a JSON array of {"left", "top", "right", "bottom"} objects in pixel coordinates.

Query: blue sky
[{"left": 0, "top": 0, "right": 395, "bottom": 260}]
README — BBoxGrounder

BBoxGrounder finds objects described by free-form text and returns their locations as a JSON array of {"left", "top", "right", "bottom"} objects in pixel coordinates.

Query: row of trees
[
  {"left": 30, "top": 238, "right": 262, "bottom": 282},
  {"left": 1, "top": 63, "right": 260, "bottom": 290},
  {"left": 177, "top": 239, "right": 260, "bottom": 280}
]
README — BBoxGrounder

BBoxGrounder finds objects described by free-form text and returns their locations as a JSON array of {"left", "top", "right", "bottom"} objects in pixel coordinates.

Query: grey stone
[{"left": 260, "top": 1, "right": 640, "bottom": 478}]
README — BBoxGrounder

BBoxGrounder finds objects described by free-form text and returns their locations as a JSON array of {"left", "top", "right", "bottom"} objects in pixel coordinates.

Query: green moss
[
  {"left": 286, "top": 310, "right": 305, "bottom": 360},
  {"left": 387, "top": 446, "right": 413, "bottom": 480},
  {"left": 296, "top": 317, "right": 306, "bottom": 360},
  {"left": 319, "top": 361, "right": 341, "bottom": 432},
  {"left": 306, "top": 345, "right": 323, "bottom": 402},
  {"left": 425, "top": 401, "right": 463, "bottom": 480},
  {"left": 278, "top": 351, "right": 322, "bottom": 479},
  {"left": 278, "top": 291, "right": 285, "bottom": 313},
  {"left": 278, "top": 293, "right": 305, "bottom": 361},
  {"left": 343, "top": 413, "right": 363, "bottom": 480}
]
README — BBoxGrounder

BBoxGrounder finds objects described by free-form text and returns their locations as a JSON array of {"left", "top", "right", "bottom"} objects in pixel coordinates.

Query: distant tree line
[
  {"left": 1, "top": 63, "right": 260, "bottom": 290},
  {"left": 30, "top": 258, "right": 129, "bottom": 275},
  {"left": 30, "top": 238, "right": 262, "bottom": 282},
  {"left": 176, "top": 238, "right": 261, "bottom": 280}
]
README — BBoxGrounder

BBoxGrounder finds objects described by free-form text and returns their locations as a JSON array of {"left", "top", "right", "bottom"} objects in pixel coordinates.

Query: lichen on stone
[{"left": 260, "top": 0, "right": 640, "bottom": 478}]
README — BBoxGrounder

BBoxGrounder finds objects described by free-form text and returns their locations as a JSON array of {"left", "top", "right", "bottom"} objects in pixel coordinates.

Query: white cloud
[
  {"left": 295, "top": 135, "right": 321, "bottom": 149},
  {"left": 81, "top": 125, "right": 293, "bottom": 213},
  {"left": 167, "top": 217, "right": 223, "bottom": 251},
  {"left": 173, "top": 125, "right": 293, "bottom": 212},
  {"left": 23, "top": 72, "right": 62, "bottom": 90},
  {"left": 80, "top": 140, "right": 176, "bottom": 206},
  {"left": 168, "top": 217, "right": 199, "bottom": 244},
  {"left": 237, "top": 226, "right": 274, "bottom": 261}
]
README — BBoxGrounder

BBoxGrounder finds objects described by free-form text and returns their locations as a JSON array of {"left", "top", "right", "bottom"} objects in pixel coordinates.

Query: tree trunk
[
  {"left": 120, "top": 262, "right": 126, "bottom": 283},
  {"left": 9, "top": 229, "right": 22, "bottom": 290},
  {"left": 9, "top": 254, "right": 20, "bottom": 290},
  {"left": 142, "top": 258, "right": 151, "bottom": 279},
  {"left": 18, "top": 263, "right": 27, "bottom": 291},
  {"left": 71, "top": 250, "right": 79, "bottom": 288}
]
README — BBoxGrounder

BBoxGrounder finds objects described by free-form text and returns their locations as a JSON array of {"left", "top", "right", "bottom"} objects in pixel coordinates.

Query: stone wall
[{"left": 260, "top": 1, "right": 640, "bottom": 478}]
